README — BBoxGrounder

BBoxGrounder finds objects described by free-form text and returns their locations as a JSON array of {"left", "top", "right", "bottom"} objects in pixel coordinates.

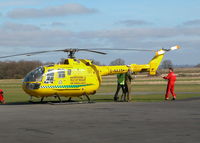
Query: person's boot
[
  {"left": 114, "top": 96, "right": 118, "bottom": 101},
  {"left": 172, "top": 97, "right": 176, "bottom": 100},
  {"left": 123, "top": 95, "right": 127, "bottom": 102}
]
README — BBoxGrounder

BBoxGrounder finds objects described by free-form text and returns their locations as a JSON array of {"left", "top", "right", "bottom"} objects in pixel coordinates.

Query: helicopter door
[
  {"left": 68, "top": 69, "right": 71, "bottom": 75},
  {"left": 57, "top": 69, "right": 66, "bottom": 84},
  {"left": 44, "top": 69, "right": 54, "bottom": 83}
]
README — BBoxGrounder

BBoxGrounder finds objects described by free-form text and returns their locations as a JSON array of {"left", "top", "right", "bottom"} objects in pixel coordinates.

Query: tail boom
[
  {"left": 97, "top": 54, "right": 164, "bottom": 76},
  {"left": 97, "top": 45, "right": 180, "bottom": 76}
]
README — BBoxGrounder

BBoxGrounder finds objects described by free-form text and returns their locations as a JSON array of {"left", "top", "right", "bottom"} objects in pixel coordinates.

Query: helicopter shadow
[
  {"left": 0, "top": 100, "right": 97, "bottom": 106},
  {"left": 0, "top": 101, "right": 50, "bottom": 106},
  {"left": 93, "top": 98, "right": 114, "bottom": 102}
]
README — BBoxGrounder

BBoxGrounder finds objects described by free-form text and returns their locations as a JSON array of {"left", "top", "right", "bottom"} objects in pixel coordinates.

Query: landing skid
[
  {"left": 40, "top": 94, "right": 62, "bottom": 103},
  {"left": 85, "top": 94, "right": 91, "bottom": 102},
  {"left": 49, "top": 101, "right": 95, "bottom": 105},
  {"left": 30, "top": 94, "right": 94, "bottom": 104},
  {"left": 40, "top": 97, "right": 44, "bottom": 102},
  {"left": 29, "top": 100, "right": 95, "bottom": 105}
]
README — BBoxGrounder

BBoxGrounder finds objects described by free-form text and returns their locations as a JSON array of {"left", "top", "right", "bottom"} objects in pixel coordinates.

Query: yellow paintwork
[{"left": 22, "top": 50, "right": 164, "bottom": 98}]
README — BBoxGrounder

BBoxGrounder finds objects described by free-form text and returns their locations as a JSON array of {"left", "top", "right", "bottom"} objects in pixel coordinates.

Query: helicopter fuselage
[{"left": 23, "top": 59, "right": 103, "bottom": 98}]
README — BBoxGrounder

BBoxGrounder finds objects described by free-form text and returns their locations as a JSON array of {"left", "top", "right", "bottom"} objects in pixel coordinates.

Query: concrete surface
[{"left": 0, "top": 99, "right": 200, "bottom": 143}]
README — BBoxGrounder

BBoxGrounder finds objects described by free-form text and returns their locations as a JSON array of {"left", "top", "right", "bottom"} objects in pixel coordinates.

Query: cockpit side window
[
  {"left": 58, "top": 69, "right": 65, "bottom": 78},
  {"left": 45, "top": 69, "right": 54, "bottom": 83}
]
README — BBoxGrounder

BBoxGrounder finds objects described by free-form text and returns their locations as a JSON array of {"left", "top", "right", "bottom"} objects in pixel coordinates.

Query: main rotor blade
[
  {"left": 0, "top": 49, "right": 65, "bottom": 59},
  {"left": 79, "top": 49, "right": 107, "bottom": 55},
  {"left": 0, "top": 48, "right": 106, "bottom": 59},
  {"left": 89, "top": 48, "right": 156, "bottom": 52}
]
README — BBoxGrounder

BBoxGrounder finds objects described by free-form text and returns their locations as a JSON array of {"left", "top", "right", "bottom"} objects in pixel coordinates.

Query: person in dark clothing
[{"left": 124, "top": 69, "right": 133, "bottom": 102}]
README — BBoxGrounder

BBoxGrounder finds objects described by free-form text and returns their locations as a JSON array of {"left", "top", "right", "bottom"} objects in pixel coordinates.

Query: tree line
[{"left": 0, "top": 61, "right": 43, "bottom": 79}]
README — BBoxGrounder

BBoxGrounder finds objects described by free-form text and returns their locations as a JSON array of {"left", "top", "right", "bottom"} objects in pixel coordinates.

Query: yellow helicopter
[{"left": 0, "top": 46, "right": 180, "bottom": 102}]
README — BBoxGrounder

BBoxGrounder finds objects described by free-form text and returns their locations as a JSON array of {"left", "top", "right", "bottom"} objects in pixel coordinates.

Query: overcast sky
[{"left": 0, "top": 0, "right": 200, "bottom": 65}]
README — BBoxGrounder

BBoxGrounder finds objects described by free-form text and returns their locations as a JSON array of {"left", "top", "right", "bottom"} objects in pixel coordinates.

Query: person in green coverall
[{"left": 114, "top": 73, "right": 126, "bottom": 101}]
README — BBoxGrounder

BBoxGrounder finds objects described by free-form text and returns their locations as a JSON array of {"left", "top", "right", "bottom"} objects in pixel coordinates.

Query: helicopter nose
[{"left": 23, "top": 82, "right": 41, "bottom": 90}]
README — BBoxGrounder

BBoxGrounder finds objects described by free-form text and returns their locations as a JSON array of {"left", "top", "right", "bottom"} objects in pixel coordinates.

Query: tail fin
[
  {"left": 130, "top": 45, "right": 180, "bottom": 75},
  {"left": 149, "top": 45, "right": 180, "bottom": 75},
  {"left": 148, "top": 51, "right": 164, "bottom": 75}
]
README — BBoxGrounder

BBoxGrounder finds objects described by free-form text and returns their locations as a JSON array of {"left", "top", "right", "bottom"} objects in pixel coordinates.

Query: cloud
[
  {"left": 2, "top": 22, "right": 40, "bottom": 31},
  {"left": 0, "top": 22, "right": 200, "bottom": 50},
  {"left": 77, "top": 27, "right": 200, "bottom": 42},
  {"left": 0, "top": 0, "right": 37, "bottom": 7},
  {"left": 7, "top": 3, "right": 97, "bottom": 19},
  {"left": 183, "top": 19, "right": 200, "bottom": 26},
  {"left": 117, "top": 20, "right": 152, "bottom": 26},
  {"left": 0, "top": 22, "right": 199, "bottom": 64},
  {"left": 0, "top": 22, "right": 74, "bottom": 48},
  {"left": 51, "top": 22, "right": 66, "bottom": 27}
]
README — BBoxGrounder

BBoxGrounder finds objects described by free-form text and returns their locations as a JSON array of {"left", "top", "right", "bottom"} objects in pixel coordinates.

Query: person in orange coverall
[
  {"left": 162, "top": 68, "right": 177, "bottom": 100},
  {"left": 0, "top": 89, "right": 5, "bottom": 104}
]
